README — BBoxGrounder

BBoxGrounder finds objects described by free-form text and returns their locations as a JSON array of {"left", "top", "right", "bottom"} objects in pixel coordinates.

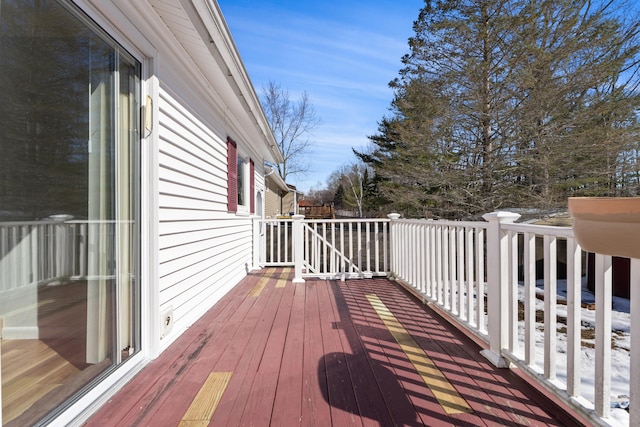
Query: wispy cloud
[{"left": 219, "top": 0, "right": 423, "bottom": 192}]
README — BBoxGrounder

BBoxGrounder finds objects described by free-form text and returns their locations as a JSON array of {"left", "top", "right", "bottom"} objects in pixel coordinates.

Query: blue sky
[{"left": 217, "top": 0, "right": 424, "bottom": 193}]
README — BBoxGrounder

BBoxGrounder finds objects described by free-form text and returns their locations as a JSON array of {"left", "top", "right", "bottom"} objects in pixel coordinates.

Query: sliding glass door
[{"left": 0, "top": 0, "right": 141, "bottom": 424}]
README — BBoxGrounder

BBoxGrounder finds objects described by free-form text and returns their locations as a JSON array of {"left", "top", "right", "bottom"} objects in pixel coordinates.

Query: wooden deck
[{"left": 85, "top": 268, "right": 586, "bottom": 426}]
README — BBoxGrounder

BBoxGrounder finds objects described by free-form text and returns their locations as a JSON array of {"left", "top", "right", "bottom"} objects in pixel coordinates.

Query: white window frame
[{"left": 236, "top": 154, "right": 250, "bottom": 215}]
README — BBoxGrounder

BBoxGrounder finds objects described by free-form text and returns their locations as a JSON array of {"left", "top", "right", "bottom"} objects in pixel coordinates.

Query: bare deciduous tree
[
  {"left": 261, "top": 81, "right": 320, "bottom": 181},
  {"left": 327, "top": 162, "right": 373, "bottom": 218}
]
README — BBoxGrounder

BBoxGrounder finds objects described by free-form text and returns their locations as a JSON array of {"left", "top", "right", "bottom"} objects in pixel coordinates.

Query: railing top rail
[
  {"left": 303, "top": 218, "right": 390, "bottom": 224},
  {"left": 393, "top": 217, "right": 574, "bottom": 238},
  {"left": 395, "top": 218, "right": 489, "bottom": 229},
  {"left": 258, "top": 215, "right": 574, "bottom": 240},
  {"left": 259, "top": 218, "right": 390, "bottom": 224},
  {"left": 502, "top": 222, "right": 574, "bottom": 238},
  {"left": 0, "top": 219, "right": 126, "bottom": 226}
]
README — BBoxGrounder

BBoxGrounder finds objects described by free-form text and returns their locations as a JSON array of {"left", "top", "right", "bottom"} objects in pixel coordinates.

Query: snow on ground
[{"left": 515, "top": 279, "right": 630, "bottom": 426}]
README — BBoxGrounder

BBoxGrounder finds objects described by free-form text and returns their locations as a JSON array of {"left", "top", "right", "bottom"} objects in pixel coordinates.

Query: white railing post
[
  {"left": 292, "top": 214, "right": 305, "bottom": 283},
  {"left": 481, "top": 211, "right": 520, "bottom": 368},
  {"left": 594, "top": 253, "right": 612, "bottom": 419},
  {"left": 387, "top": 213, "right": 401, "bottom": 277}
]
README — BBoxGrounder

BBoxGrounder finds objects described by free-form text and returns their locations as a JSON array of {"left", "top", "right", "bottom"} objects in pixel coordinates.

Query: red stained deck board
[
  {"left": 349, "top": 281, "right": 454, "bottom": 419},
  {"left": 207, "top": 278, "right": 287, "bottom": 426},
  {"left": 85, "top": 269, "right": 579, "bottom": 427},
  {"left": 377, "top": 284, "right": 504, "bottom": 426},
  {"left": 342, "top": 279, "right": 494, "bottom": 426},
  {"left": 270, "top": 282, "right": 306, "bottom": 426},
  {"left": 338, "top": 280, "right": 446, "bottom": 426},
  {"left": 316, "top": 280, "right": 363, "bottom": 427},
  {"left": 238, "top": 278, "right": 297, "bottom": 426},
  {"left": 85, "top": 271, "right": 266, "bottom": 426},
  {"left": 124, "top": 274, "right": 273, "bottom": 426},
  {"left": 326, "top": 281, "right": 397, "bottom": 427},
  {"left": 384, "top": 282, "right": 559, "bottom": 427},
  {"left": 300, "top": 280, "right": 333, "bottom": 426},
  {"left": 389, "top": 299, "right": 510, "bottom": 425}
]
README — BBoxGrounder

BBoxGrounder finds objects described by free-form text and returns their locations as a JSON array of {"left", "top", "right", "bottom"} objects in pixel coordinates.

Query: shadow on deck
[{"left": 85, "top": 268, "right": 587, "bottom": 426}]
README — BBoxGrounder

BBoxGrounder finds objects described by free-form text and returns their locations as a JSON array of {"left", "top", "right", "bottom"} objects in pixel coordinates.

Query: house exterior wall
[
  {"left": 156, "top": 87, "right": 260, "bottom": 348},
  {"left": 0, "top": 0, "right": 279, "bottom": 424},
  {"left": 282, "top": 191, "right": 297, "bottom": 216},
  {"left": 265, "top": 178, "right": 286, "bottom": 217}
]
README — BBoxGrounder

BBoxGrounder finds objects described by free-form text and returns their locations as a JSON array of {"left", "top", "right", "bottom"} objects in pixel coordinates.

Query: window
[
  {"left": 227, "top": 137, "right": 255, "bottom": 214},
  {"left": 237, "top": 157, "right": 246, "bottom": 207},
  {"left": 0, "top": 1, "right": 140, "bottom": 424},
  {"left": 249, "top": 159, "right": 255, "bottom": 214}
]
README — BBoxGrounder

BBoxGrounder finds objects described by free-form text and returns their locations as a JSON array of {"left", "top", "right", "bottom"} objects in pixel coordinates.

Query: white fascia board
[{"left": 185, "top": 0, "right": 283, "bottom": 165}]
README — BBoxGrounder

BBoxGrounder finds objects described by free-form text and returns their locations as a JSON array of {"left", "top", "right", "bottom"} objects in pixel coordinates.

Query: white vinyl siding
[{"left": 156, "top": 87, "right": 254, "bottom": 349}]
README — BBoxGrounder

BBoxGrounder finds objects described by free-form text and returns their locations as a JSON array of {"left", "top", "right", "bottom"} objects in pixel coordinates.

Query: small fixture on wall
[
  {"left": 160, "top": 306, "right": 174, "bottom": 339},
  {"left": 144, "top": 95, "right": 153, "bottom": 133}
]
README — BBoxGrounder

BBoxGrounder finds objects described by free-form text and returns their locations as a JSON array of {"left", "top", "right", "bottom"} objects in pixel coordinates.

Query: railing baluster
[
  {"left": 357, "top": 221, "right": 362, "bottom": 275},
  {"left": 320, "top": 222, "right": 324, "bottom": 272},
  {"left": 435, "top": 224, "right": 441, "bottom": 304},
  {"left": 465, "top": 227, "right": 474, "bottom": 324},
  {"left": 365, "top": 221, "right": 371, "bottom": 273},
  {"left": 411, "top": 222, "right": 416, "bottom": 286},
  {"left": 430, "top": 223, "right": 437, "bottom": 300},
  {"left": 374, "top": 222, "right": 380, "bottom": 274},
  {"left": 419, "top": 223, "right": 426, "bottom": 295},
  {"left": 401, "top": 222, "right": 407, "bottom": 281},
  {"left": 349, "top": 222, "right": 354, "bottom": 274},
  {"left": 20, "top": 226, "right": 29, "bottom": 286},
  {"left": 457, "top": 226, "right": 464, "bottom": 318},
  {"left": 1, "top": 227, "right": 7, "bottom": 291},
  {"left": 524, "top": 232, "right": 536, "bottom": 366},
  {"left": 31, "top": 225, "right": 40, "bottom": 284},
  {"left": 444, "top": 226, "right": 451, "bottom": 310},
  {"left": 566, "top": 236, "right": 582, "bottom": 397},
  {"left": 509, "top": 230, "right": 519, "bottom": 355},
  {"left": 543, "top": 234, "right": 558, "bottom": 380},
  {"left": 330, "top": 222, "right": 335, "bottom": 274},
  {"left": 315, "top": 223, "right": 320, "bottom": 272},
  {"left": 277, "top": 220, "right": 282, "bottom": 264},
  {"left": 268, "top": 221, "right": 274, "bottom": 264},
  {"left": 448, "top": 226, "right": 455, "bottom": 313},
  {"left": 476, "top": 227, "right": 486, "bottom": 334},
  {"left": 384, "top": 221, "right": 389, "bottom": 274},
  {"left": 338, "top": 222, "right": 344, "bottom": 274},
  {"left": 284, "top": 220, "right": 289, "bottom": 263}
]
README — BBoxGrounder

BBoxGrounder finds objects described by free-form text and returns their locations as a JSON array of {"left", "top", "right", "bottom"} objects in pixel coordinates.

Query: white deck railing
[
  {"left": 259, "top": 217, "right": 390, "bottom": 279},
  {"left": 0, "top": 220, "right": 93, "bottom": 290},
  {"left": 0, "top": 219, "right": 120, "bottom": 291},
  {"left": 2, "top": 214, "right": 634, "bottom": 425},
  {"left": 258, "top": 212, "right": 636, "bottom": 427}
]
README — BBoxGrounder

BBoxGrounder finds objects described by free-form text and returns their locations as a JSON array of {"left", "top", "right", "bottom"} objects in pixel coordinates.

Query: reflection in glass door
[{"left": 0, "top": 1, "right": 141, "bottom": 424}]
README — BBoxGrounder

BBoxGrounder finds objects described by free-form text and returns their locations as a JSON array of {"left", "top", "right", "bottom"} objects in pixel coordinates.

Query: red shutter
[
  {"left": 249, "top": 159, "right": 255, "bottom": 214},
  {"left": 227, "top": 137, "right": 237, "bottom": 212}
]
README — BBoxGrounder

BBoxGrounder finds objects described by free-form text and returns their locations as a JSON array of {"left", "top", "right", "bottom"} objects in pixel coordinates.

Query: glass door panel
[{"left": 0, "top": 1, "right": 141, "bottom": 424}]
